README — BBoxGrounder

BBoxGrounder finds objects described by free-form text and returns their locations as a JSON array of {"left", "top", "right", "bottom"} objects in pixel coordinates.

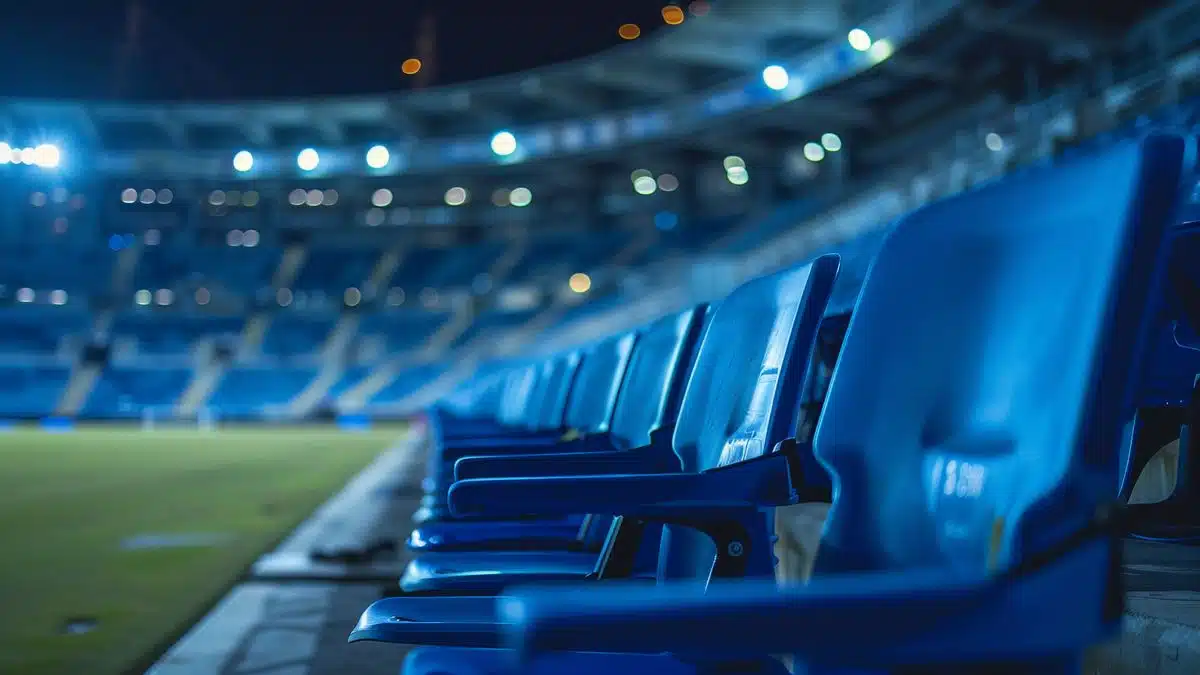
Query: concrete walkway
[{"left": 146, "top": 431, "right": 426, "bottom": 675}]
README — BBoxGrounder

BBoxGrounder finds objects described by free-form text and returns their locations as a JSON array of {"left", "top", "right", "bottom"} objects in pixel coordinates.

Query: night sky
[{"left": 0, "top": 0, "right": 669, "bottom": 101}]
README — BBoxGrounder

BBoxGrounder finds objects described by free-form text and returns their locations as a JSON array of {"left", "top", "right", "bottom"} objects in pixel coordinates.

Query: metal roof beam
[
  {"left": 962, "top": 6, "right": 1116, "bottom": 60},
  {"left": 583, "top": 63, "right": 689, "bottom": 96},
  {"left": 712, "top": 0, "right": 844, "bottom": 40}
]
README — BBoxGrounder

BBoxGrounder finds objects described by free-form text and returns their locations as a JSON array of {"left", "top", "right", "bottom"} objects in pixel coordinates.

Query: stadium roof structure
[
  {"left": 1, "top": 0, "right": 1188, "bottom": 189},
  {"left": 3, "top": 0, "right": 956, "bottom": 179}
]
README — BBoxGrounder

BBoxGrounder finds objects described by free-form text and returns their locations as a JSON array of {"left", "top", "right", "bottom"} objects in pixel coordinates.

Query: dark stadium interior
[{"left": 1, "top": 1, "right": 1200, "bottom": 674}]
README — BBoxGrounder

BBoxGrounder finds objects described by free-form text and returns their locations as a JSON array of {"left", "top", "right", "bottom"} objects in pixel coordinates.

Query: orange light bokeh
[
  {"left": 662, "top": 6, "right": 685, "bottom": 25},
  {"left": 618, "top": 23, "right": 641, "bottom": 40},
  {"left": 401, "top": 58, "right": 422, "bottom": 75}
]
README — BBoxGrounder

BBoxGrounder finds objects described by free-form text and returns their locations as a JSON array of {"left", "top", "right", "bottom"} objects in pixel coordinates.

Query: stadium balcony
[
  {"left": 365, "top": 362, "right": 450, "bottom": 408},
  {"left": 108, "top": 311, "right": 244, "bottom": 361},
  {"left": 0, "top": 243, "right": 116, "bottom": 295},
  {"left": 390, "top": 246, "right": 460, "bottom": 292},
  {"left": 206, "top": 365, "right": 318, "bottom": 418},
  {"left": 508, "top": 230, "right": 632, "bottom": 285},
  {"left": 355, "top": 310, "right": 451, "bottom": 361},
  {"left": 421, "top": 240, "right": 508, "bottom": 289},
  {"left": 82, "top": 366, "right": 193, "bottom": 419},
  {"left": 258, "top": 313, "right": 337, "bottom": 362},
  {"left": 0, "top": 365, "right": 72, "bottom": 418},
  {"left": 454, "top": 308, "right": 540, "bottom": 350},
  {"left": 133, "top": 241, "right": 281, "bottom": 295},
  {"left": 290, "top": 247, "right": 380, "bottom": 293},
  {"left": 0, "top": 307, "right": 90, "bottom": 359}
]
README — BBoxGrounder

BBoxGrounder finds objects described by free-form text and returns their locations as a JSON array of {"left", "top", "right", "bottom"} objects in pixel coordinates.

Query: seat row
[{"left": 348, "top": 135, "right": 1197, "bottom": 674}]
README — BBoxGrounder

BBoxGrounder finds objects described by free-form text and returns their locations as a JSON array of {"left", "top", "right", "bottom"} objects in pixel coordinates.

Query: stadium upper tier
[
  {"left": 2, "top": 0, "right": 939, "bottom": 179},
  {"left": 0, "top": 0, "right": 1191, "bottom": 422}
]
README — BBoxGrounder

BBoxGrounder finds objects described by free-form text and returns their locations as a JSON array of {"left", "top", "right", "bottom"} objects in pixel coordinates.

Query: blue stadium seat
[
  {"left": 357, "top": 311, "right": 449, "bottom": 358},
  {"left": 347, "top": 253, "right": 839, "bottom": 650},
  {"left": 406, "top": 335, "right": 641, "bottom": 568},
  {"left": 111, "top": 312, "right": 243, "bottom": 356},
  {"left": 0, "top": 309, "right": 89, "bottom": 354},
  {"left": 494, "top": 134, "right": 1188, "bottom": 674},
  {"left": 0, "top": 365, "right": 71, "bottom": 417},
  {"left": 407, "top": 307, "right": 707, "bottom": 560},
  {"left": 134, "top": 243, "right": 280, "bottom": 293},
  {"left": 209, "top": 367, "right": 317, "bottom": 417},
  {"left": 1120, "top": 216, "right": 1200, "bottom": 538},
  {"left": 369, "top": 363, "right": 452, "bottom": 408},
  {"left": 260, "top": 314, "right": 335, "bottom": 359},
  {"left": 84, "top": 367, "right": 193, "bottom": 417},
  {"left": 292, "top": 248, "right": 379, "bottom": 292}
]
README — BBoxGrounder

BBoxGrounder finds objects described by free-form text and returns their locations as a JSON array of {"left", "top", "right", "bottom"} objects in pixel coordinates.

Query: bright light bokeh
[
  {"left": 509, "top": 187, "right": 532, "bottom": 207},
  {"left": 33, "top": 144, "right": 60, "bottom": 168},
  {"left": 233, "top": 150, "right": 254, "bottom": 172},
  {"left": 848, "top": 28, "right": 872, "bottom": 51},
  {"left": 366, "top": 145, "right": 390, "bottom": 169},
  {"left": 821, "top": 133, "right": 843, "bottom": 152},
  {"left": 568, "top": 273, "right": 592, "bottom": 294},
  {"left": 372, "top": 188, "right": 394, "bottom": 208},
  {"left": 762, "top": 65, "right": 790, "bottom": 91},
  {"left": 444, "top": 186, "right": 469, "bottom": 206},
  {"left": 297, "top": 148, "right": 320, "bottom": 171},
  {"left": 490, "top": 132, "right": 517, "bottom": 157}
]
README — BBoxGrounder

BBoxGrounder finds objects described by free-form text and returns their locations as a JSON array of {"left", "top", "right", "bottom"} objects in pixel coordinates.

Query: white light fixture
[{"left": 297, "top": 148, "right": 320, "bottom": 171}]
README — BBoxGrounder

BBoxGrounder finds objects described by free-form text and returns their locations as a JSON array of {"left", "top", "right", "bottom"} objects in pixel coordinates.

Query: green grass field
[{"left": 0, "top": 426, "right": 402, "bottom": 675}]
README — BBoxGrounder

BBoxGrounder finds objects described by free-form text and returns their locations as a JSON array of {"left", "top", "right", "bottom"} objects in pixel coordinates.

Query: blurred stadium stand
[{"left": 0, "top": 0, "right": 1194, "bottom": 430}]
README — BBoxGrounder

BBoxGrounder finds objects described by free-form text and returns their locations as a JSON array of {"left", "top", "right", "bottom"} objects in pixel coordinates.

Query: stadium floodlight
[
  {"left": 444, "top": 187, "right": 468, "bottom": 206},
  {"left": 297, "top": 148, "right": 320, "bottom": 171},
  {"left": 847, "top": 28, "right": 872, "bottom": 51},
  {"left": 32, "top": 144, "right": 60, "bottom": 168},
  {"left": 372, "top": 188, "right": 393, "bottom": 208},
  {"left": 233, "top": 150, "right": 254, "bottom": 172},
  {"left": 490, "top": 131, "right": 517, "bottom": 157},
  {"left": 633, "top": 176, "right": 657, "bottom": 195},
  {"left": 366, "top": 145, "right": 390, "bottom": 169},
  {"left": 821, "top": 133, "right": 842, "bottom": 152},
  {"left": 509, "top": 187, "right": 532, "bottom": 207},
  {"left": 762, "top": 65, "right": 789, "bottom": 91},
  {"left": 568, "top": 273, "right": 592, "bottom": 294}
]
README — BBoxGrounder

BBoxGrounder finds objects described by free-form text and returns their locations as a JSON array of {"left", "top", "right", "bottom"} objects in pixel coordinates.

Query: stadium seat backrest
[
  {"left": 495, "top": 366, "right": 540, "bottom": 427},
  {"left": 450, "top": 369, "right": 509, "bottom": 418},
  {"left": 533, "top": 352, "right": 583, "bottom": 430},
  {"left": 562, "top": 333, "right": 637, "bottom": 434},
  {"left": 607, "top": 307, "right": 708, "bottom": 450},
  {"left": 658, "top": 256, "right": 839, "bottom": 581},
  {"left": 671, "top": 255, "right": 840, "bottom": 474},
  {"left": 814, "top": 136, "right": 1185, "bottom": 576}
]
